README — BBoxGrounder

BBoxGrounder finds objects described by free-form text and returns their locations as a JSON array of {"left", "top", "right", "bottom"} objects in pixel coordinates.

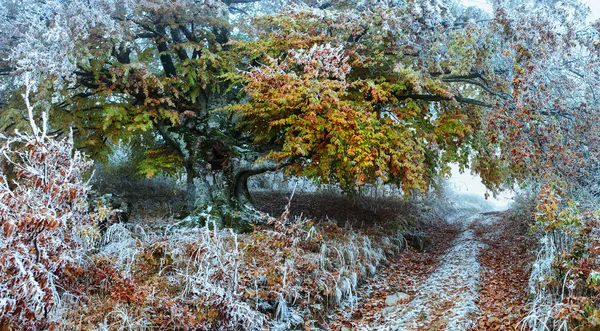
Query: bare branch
[
  {"left": 22, "top": 74, "right": 41, "bottom": 140},
  {"left": 441, "top": 77, "right": 512, "bottom": 100}
]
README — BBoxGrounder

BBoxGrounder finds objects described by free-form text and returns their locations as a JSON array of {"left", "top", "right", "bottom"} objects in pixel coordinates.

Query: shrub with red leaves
[{"left": 0, "top": 84, "right": 99, "bottom": 330}]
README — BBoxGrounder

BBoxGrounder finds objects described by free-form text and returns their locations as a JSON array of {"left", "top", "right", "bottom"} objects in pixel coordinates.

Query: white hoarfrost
[
  {"left": 99, "top": 223, "right": 142, "bottom": 276},
  {"left": 351, "top": 199, "right": 497, "bottom": 331},
  {"left": 0, "top": 0, "right": 229, "bottom": 90},
  {"left": 522, "top": 231, "right": 572, "bottom": 331}
]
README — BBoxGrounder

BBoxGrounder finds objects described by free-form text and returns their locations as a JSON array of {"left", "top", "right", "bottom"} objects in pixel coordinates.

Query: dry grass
[{"left": 51, "top": 191, "right": 433, "bottom": 330}]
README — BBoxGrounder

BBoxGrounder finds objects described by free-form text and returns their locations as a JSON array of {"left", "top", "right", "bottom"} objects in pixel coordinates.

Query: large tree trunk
[
  {"left": 184, "top": 157, "right": 288, "bottom": 231},
  {"left": 156, "top": 121, "right": 291, "bottom": 230}
]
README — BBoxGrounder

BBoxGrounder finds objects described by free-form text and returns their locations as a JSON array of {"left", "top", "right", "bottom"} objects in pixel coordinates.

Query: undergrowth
[
  {"left": 0, "top": 81, "right": 100, "bottom": 330},
  {"left": 0, "top": 107, "right": 424, "bottom": 330},
  {"left": 522, "top": 184, "right": 600, "bottom": 331},
  {"left": 54, "top": 196, "right": 408, "bottom": 330},
  {"left": 0, "top": 78, "right": 429, "bottom": 330}
]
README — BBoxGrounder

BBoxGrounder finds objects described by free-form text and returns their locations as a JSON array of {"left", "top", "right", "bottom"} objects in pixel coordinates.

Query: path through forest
[{"left": 329, "top": 207, "right": 532, "bottom": 331}]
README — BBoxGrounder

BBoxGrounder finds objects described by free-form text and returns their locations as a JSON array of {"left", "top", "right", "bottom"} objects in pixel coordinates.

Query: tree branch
[
  {"left": 156, "top": 120, "right": 189, "bottom": 160},
  {"left": 129, "top": 18, "right": 160, "bottom": 35},
  {"left": 179, "top": 25, "right": 196, "bottom": 42},
  {"left": 430, "top": 71, "right": 482, "bottom": 79},
  {"left": 155, "top": 26, "right": 177, "bottom": 77},
  {"left": 233, "top": 157, "right": 295, "bottom": 205},
  {"left": 229, "top": 6, "right": 250, "bottom": 15},
  {"left": 0, "top": 67, "right": 12, "bottom": 75},
  {"left": 171, "top": 27, "right": 189, "bottom": 61},
  {"left": 441, "top": 77, "right": 512, "bottom": 100},
  {"left": 74, "top": 70, "right": 101, "bottom": 89},
  {"left": 135, "top": 32, "right": 156, "bottom": 39},
  {"left": 239, "top": 157, "right": 295, "bottom": 177},
  {"left": 402, "top": 94, "right": 492, "bottom": 107},
  {"left": 112, "top": 45, "right": 131, "bottom": 64}
]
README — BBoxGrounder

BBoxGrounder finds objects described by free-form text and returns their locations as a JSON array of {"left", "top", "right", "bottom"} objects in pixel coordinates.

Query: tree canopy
[{"left": 1, "top": 0, "right": 600, "bottom": 224}]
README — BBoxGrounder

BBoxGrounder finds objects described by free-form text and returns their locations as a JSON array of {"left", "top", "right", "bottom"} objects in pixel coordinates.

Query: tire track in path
[
  {"left": 329, "top": 210, "right": 510, "bottom": 331},
  {"left": 368, "top": 213, "right": 494, "bottom": 331}
]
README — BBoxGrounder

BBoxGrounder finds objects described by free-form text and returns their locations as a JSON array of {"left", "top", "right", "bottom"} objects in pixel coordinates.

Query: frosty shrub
[{"left": 0, "top": 82, "right": 99, "bottom": 329}]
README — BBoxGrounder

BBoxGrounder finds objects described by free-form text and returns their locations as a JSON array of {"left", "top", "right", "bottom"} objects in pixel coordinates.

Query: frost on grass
[
  {"left": 167, "top": 222, "right": 268, "bottom": 330},
  {"left": 50, "top": 191, "right": 406, "bottom": 330},
  {"left": 99, "top": 223, "right": 141, "bottom": 276},
  {"left": 520, "top": 186, "right": 600, "bottom": 331},
  {"left": 242, "top": 204, "right": 395, "bottom": 330},
  {"left": 522, "top": 231, "right": 572, "bottom": 331}
]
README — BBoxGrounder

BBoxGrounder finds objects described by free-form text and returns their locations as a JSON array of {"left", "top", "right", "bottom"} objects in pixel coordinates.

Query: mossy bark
[
  {"left": 185, "top": 158, "right": 287, "bottom": 231},
  {"left": 157, "top": 119, "right": 292, "bottom": 230}
]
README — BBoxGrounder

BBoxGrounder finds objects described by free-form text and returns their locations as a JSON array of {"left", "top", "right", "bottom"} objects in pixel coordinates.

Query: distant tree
[{"left": 1, "top": 0, "right": 599, "bottom": 226}]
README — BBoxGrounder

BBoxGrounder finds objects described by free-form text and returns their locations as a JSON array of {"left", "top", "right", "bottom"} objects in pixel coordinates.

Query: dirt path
[
  {"left": 327, "top": 218, "right": 460, "bottom": 330},
  {"left": 471, "top": 211, "right": 532, "bottom": 331},
  {"left": 329, "top": 210, "right": 533, "bottom": 331}
]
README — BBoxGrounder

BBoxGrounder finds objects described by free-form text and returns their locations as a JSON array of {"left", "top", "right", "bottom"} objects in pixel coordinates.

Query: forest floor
[
  {"left": 98, "top": 189, "right": 533, "bottom": 331},
  {"left": 325, "top": 207, "right": 533, "bottom": 331}
]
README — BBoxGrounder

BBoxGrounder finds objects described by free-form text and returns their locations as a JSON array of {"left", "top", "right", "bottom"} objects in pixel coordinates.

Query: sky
[
  {"left": 448, "top": 165, "right": 512, "bottom": 209},
  {"left": 587, "top": 0, "right": 600, "bottom": 21}
]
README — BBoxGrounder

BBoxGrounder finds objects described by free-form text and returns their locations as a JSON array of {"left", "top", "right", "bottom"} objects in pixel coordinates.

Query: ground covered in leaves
[
  {"left": 327, "top": 207, "right": 534, "bottom": 331},
  {"left": 472, "top": 211, "right": 533, "bottom": 331},
  {"left": 39, "top": 188, "right": 535, "bottom": 330},
  {"left": 327, "top": 218, "right": 460, "bottom": 330}
]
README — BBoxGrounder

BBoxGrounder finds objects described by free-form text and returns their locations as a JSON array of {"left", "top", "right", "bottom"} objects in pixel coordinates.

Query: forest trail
[{"left": 329, "top": 209, "right": 532, "bottom": 331}]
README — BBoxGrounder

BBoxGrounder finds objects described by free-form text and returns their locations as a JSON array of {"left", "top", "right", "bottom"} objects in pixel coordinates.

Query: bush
[
  {"left": 0, "top": 84, "right": 99, "bottom": 329},
  {"left": 524, "top": 184, "right": 600, "bottom": 330}
]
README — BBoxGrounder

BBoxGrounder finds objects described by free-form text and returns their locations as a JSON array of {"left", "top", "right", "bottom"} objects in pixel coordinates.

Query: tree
[
  {"left": 1, "top": 0, "right": 599, "bottom": 227},
  {"left": 237, "top": 0, "right": 600, "bottom": 197},
  {"left": 478, "top": 0, "right": 600, "bottom": 194},
  {"left": 235, "top": 2, "right": 493, "bottom": 194},
  {"left": 0, "top": 0, "right": 293, "bottom": 227}
]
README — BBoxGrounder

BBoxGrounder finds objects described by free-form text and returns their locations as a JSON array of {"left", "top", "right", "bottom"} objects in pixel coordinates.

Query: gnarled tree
[{"left": 0, "top": 0, "right": 294, "bottom": 227}]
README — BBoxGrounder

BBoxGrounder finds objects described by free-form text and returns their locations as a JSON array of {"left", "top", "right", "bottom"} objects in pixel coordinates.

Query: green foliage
[
  {"left": 2, "top": 0, "right": 508, "bottom": 205},
  {"left": 4, "top": 0, "right": 594, "bottom": 209},
  {"left": 137, "top": 148, "right": 183, "bottom": 178}
]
